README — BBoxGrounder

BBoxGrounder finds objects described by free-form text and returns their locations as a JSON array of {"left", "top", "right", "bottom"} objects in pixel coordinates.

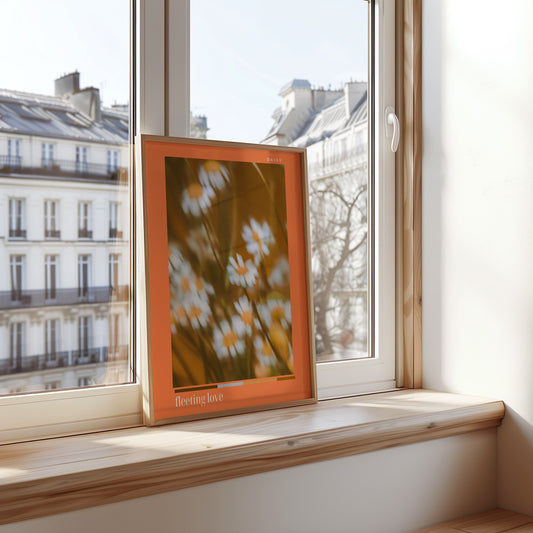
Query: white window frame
[
  {"left": 44, "top": 254, "right": 58, "bottom": 300},
  {"left": 42, "top": 142, "right": 54, "bottom": 167},
  {"left": 0, "top": 0, "right": 397, "bottom": 444},
  {"left": 9, "top": 321, "right": 26, "bottom": 369},
  {"left": 44, "top": 318, "right": 59, "bottom": 360},
  {"left": 10, "top": 254, "right": 25, "bottom": 301},
  {"left": 107, "top": 149, "right": 119, "bottom": 172},
  {"left": 77, "top": 254, "right": 92, "bottom": 298},
  {"left": 8, "top": 197, "right": 26, "bottom": 238},
  {"left": 317, "top": 0, "right": 396, "bottom": 399},
  {"left": 77, "top": 201, "right": 92, "bottom": 239},
  {"left": 44, "top": 199, "right": 59, "bottom": 238},
  {"left": 109, "top": 253, "right": 120, "bottom": 290}
]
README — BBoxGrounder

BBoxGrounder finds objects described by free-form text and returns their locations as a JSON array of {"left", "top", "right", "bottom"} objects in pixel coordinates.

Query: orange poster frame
[{"left": 138, "top": 135, "right": 316, "bottom": 425}]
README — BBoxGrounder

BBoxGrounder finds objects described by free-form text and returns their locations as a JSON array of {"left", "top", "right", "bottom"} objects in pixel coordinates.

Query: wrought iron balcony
[
  {"left": 8, "top": 228, "right": 27, "bottom": 239},
  {"left": 0, "top": 155, "right": 128, "bottom": 183},
  {"left": 45, "top": 229, "right": 61, "bottom": 239},
  {"left": 78, "top": 228, "right": 93, "bottom": 239},
  {"left": 0, "top": 285, "right": 129, "bottom": 309},
  {"left": 109, "top": 228, "right": 124, "bottom": 239},
  {"left": 0, "top": 345, "right": 128, "bottom": 376}
]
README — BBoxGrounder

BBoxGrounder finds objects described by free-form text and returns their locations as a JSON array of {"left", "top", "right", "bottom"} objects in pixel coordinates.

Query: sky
[
  {"left": 1, "top": 0, "right": 367, "bottom": 143},
  {"left": 191, "top": 0, "right": 368, "bottom": 142}
]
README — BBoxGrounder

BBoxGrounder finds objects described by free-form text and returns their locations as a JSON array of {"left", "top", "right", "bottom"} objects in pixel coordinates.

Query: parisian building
[
  {"left": 262, "top": 79, "right": 369, "bottom": 359},
  {"left": 0, "top": 72, "right": 209, "bottom": 394}
]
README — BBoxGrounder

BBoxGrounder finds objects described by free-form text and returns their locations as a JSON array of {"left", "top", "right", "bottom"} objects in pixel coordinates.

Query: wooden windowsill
[{"left": 0, "top": 389, "right": 504, "bottom": 525}]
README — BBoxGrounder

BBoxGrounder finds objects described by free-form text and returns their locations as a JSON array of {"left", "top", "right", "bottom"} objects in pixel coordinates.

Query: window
[
  {"left": 78, "top": 376, "right": 93, "bottom": 387},
  {"left": 9, "top": 322, "right": 25, "bottom": 369},
  {"left": 44, "top": 200, "right": 60, "bottom": 238},
  {"left": 77, "top": 316, "right": 92, "bottom": 359},
  {"left": 78, "top": 202, "right": 92, "bottom": 239},
  {"left": 41, "top": 143, "right": 54, "bottom": 168},
  {"left": 109, "top": 253, "right": 119, "bottom": 292},
  {"left": 189, "top": 0, "right": 397, "bottom": 397},
  {"left": 0, "top": 0, "right": 133, "bottom": 442},
  {"left": 45, "top": 255, "right": 58, "bottom": 300},
  {"left": 109, "top": 202, "right": 122, "bottom": 239},
  {"left": 78, "top": 254, "right": 91, "bottom": 298},
  {"left": 44, "top": 318, "right": 59, "bottom": 362},
  {"left": 10, "top": 255, "right": 25, "bottom": 302},
  {"left": 109, "top": 313, "right": 120, "bottom": 358},
  {"left": 107, "top": 149, "right": 118, "bottom": 173},
  {"left": 8, "top": 198, "right": 26, "bottom": 239},
  {"left": 75, "top": 146, "right": 88, "bottom": 173},
  {"left": 7, "top": 139, "right": 21, "bottom": 168},
  {"left": 1, "top": 0, "right": 406, "bottom": 444}
]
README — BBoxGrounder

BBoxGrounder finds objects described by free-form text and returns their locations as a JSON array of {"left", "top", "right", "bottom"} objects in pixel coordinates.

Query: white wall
[
  {"left": 0, "top": 430, "right": 496, "bottom": 533},
  {"left": 422, "top": 0, "right": 533, "bottom": 515}
]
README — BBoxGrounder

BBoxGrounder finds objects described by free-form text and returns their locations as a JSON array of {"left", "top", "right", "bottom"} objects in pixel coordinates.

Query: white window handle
[{"left": 385, "top": 106, "right": 400, "bottom": 153}]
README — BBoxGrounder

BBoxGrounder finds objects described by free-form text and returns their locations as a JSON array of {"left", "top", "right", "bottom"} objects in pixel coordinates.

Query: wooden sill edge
[{"left": 0, "top": 389, "right": 504, "bottom": 525}]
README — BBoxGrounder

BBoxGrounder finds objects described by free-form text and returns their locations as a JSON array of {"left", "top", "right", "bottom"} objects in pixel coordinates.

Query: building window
[
  {"left": 108, "top": 253, "right": 120, "bottom": 292},
  {"left": 41, "top": 143, "right": 55, "bottom": 168},
  {"left": 44, "top": 200, "right": 60, "bottom": 238},
  {"left": 78, "top": 376, "right": 93, "bottom": 387},
  {"left": 78, "top": 316, "right": 92, "bottom": 358},
  {"left": 8, "top": 198, "right": 26, "bottom": 239},
  {"left": 44, "top": 319, "right": 59, "bottom": 362},
  {"left": 109, "top": 202, "right": 122, "bottom": 239},
  {"left": 10, "top": 255, "right": 25, "bottom": 302},
  {"left": 10, "top": 322, "right": 25, "bottom": 369},
  {"left": 45, "top": 381, "right": 60, "bottom": 391},
  {"left": 78, "top": 202, "right": 92, "bottom": 239},
  {"left": 78, "top": 254, "right": 91, "bottom": 298},
  {"left": 45, "top": 255, "right": 58, "bottom": 300},
  {"left": 107, "top": 149, "right": 118, "bottom": 173},
  {"left": 7, "top": 139, "right": 21, "bottom": 168},
  {"left": 75, "top": 146, "right": 88, "bottom": 173},
  {"left": 109, "top": 313, "right": 120, "bottom": 357}
]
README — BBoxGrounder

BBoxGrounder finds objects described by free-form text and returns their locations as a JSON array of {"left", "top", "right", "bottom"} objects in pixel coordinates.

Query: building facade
[
  {"left": 263, "top": 79, "right": 368, "bottom": 360},
  {"left": 0, "top": 72, "right": 132, "bottom": 394}
]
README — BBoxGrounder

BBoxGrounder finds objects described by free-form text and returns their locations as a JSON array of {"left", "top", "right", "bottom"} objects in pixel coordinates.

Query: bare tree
[{"left": 309, "top": 167, "right": 367, "bottom": 360}]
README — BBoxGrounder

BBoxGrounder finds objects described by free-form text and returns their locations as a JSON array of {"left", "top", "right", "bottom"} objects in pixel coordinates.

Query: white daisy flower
[
  {"left": 173, "top": 303, "right": 189, "bottom": 327},
  {"left": 234, "top": 296, "right": 254, "bottom": 334},
  {"left": 242, "top": 219, "right": 274, "bottom": 261},
  {"left": 199, "top": 160, "right": 229, "bottom": 190},
  {"left": 213, "top": 317, "right": 246, "bottom": 359},
  {"left": 267, "top": 299, "right": 291, "bottom": 329},
  {"left": 268, "top": 257, "right": 290, "bottom": 287},
  {"left": 181, "top": 182, "right": 215, "bottom": 216},
  {"left": 254, "top": 335, "right": 275, "bottom": 367},
  {"left": 193, "top": 276, "right": 214, "bottom": 302},
  {"left": 185, "top": 298, "right": 211, "bottom": 329},
  {"left": 227, "top": 254, "right": 259, "bottom": 287},
  {"left": 254, "top": 302, "right": 272, "bottom": 330}
]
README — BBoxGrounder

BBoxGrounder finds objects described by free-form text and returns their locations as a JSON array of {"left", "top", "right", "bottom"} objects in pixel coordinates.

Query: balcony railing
[
  {"left": 0, "top": 345, "right": 128, "bottom": 376},
  {"left": 0, "top": 285, "right": 129, "bottom": 309},
  {"left": 78, "top": 228, "right": 93, "bottom": 239},
  {"left": 109, "top": 228, "right": 124, "bottom": 239},
  {"left": 45, "top": 229, "right": 61, "bottom": 239},
  {"left": 8, "top": 228, "right": 27, "bottom": 239},
  {"left": 0, "top": 155, "right": 128, "bottom": 183}
]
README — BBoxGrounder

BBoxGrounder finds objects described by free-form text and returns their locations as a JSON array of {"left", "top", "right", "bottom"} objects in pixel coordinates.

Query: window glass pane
[
  {"left": 0, "top": 0, "right": 131, "bottom": 395},
  {"left": 191, "top": 0, "right": 369, "bottom": 362}
]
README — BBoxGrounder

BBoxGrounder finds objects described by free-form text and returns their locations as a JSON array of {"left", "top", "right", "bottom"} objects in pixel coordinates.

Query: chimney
[
  {"left": 344, "top": 82, "right": 367, "bottom": 119},
  {"left": 69, "top": 87, "right": 102, "bottom": 122},
  {"left": 55, "top": 72, "right": 80, "bottom": 97}
]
